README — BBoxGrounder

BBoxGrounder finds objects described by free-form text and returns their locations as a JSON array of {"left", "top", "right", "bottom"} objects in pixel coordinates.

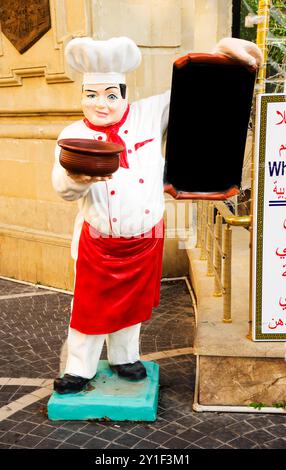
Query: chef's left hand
[{"left": 213, "top": 37, "right": 263, "bottom": 69}]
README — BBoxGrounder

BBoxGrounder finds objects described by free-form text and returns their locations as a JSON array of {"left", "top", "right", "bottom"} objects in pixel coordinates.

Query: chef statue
[{"left": 52, "top": 37, "right": 262, "bottom": 394}]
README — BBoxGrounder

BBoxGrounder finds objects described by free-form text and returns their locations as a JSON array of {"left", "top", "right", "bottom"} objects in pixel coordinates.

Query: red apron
[{"left": 70, "top": 219, "right": 164, "bottom": 334}]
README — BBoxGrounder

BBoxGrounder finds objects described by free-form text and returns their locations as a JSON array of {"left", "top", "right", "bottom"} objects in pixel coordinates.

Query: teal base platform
[{"left": 47, "top": 360, "right": 159, "bottom": 422}]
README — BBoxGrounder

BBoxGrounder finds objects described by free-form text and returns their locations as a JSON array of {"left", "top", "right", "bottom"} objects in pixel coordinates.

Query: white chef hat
[{"left": 65, "top": 36, "right": 141, "bottom": 85}]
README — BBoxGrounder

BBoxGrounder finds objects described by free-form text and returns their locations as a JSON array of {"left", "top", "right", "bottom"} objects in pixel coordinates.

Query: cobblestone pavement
[{"left": 0, "top": 278, "right": 285, "bottom": 449}]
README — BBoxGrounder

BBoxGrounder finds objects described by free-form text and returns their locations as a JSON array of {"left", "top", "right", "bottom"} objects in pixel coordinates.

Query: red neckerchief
[{"left": 83, "top": 105, "right": 130, "bottom": 169}]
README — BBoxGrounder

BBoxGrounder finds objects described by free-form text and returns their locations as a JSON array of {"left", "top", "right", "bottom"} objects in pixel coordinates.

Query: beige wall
[{"left": 0, "top": 0, "right": 232, "bottom": 290}]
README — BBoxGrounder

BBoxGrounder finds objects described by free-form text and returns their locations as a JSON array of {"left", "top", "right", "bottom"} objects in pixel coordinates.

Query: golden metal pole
[
  {"left": 248, "top": 0, "right": 271, "bottom": 340},
  {"left": 213, "top": 213, "right": 223, "bottom": 297},
  {"left": 200, "top": 202, "right": 207, "bottom": 260},
  {"left": 223, "top": 224, "right": 232, "bottom": 323},
  {"left": 214, "top": 202, "right": 251, "bottom": 227},
  {"left": 207, "top": 202, "right": 214, "bottom": 276},
  {"left": 256, "top": 0, "right": 271, "bottom": 95},
  {"left": 196, "top": 201, "right": 202, "bottom": 248}
]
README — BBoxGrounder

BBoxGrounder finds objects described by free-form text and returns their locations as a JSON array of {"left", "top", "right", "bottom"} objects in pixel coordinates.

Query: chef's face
[{"left": 81, "top": 83, "right": 128, "bottom": 126}]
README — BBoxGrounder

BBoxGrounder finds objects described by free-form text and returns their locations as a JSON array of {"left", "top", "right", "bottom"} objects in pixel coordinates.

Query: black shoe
[
  {"left": 53, "top": 374, "right": 90, "bottom": 394},
  {"left": 110, "top": 361, "right": 147, "bottom": 381}
]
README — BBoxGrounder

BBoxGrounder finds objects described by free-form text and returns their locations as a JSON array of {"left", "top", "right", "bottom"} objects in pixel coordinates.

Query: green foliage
[
  {"left": 272, "top": 401, "right": 286, "bottom": 410},
  {"left": 249, "top": 402, "right": 266, "bottom": 410},
  {"left": 240, "top": 0, "right": 257, "bottom": 43},
  {"left": 240, "top": 0, "right": 286, "bottom": 91}
]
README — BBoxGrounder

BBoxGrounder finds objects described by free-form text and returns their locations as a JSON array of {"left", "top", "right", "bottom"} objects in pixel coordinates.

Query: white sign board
[{"left": 253, "top": 94, "right": 286, "bottom": 341}]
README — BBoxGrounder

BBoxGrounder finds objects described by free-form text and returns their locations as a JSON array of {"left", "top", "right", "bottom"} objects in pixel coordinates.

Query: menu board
[{"left": 253, "top": 94, "right": 286, "bottom": 340}]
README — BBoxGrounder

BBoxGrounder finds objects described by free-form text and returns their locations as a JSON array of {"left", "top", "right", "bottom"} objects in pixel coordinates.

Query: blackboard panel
[{"left": 164, "top": 53, "right": 256, "bottom": 199}]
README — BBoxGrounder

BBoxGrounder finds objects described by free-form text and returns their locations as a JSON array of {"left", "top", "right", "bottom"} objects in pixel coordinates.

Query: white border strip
[
  {"left": 0, "top": 292, "right": 57, "bottom": 300},
  {"left": 0, "top": 387, "right": 52, "bottom": 421},
  {"left": 0, "top": 276, "right": 73, "bottom": 295}
]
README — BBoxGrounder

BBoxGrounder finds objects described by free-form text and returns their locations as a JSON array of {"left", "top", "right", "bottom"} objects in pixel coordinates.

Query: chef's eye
[
  {"left": 107, "top": 93, "right": 118, "bottom": 101},
  {"left": 86, "top": 93, "right": 97, "bottom": 99}
]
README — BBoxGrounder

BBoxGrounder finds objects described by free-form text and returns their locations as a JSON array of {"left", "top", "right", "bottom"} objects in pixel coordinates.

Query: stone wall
[
  {"left": 0, "top": 0, "right": 232, "bottom": 290},
  {"left": 199, "top": 356, "right": 286, "bottom": 406}
]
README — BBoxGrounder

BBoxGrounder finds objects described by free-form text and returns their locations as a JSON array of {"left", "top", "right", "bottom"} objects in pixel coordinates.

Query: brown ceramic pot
[{"left": 58, "top": 138, "right": 124, "bottom": 177}]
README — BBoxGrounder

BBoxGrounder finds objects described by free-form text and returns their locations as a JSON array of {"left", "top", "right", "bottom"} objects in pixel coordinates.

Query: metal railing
[{"left": 196, "top": 200, "right": 251, "bottom": 323}]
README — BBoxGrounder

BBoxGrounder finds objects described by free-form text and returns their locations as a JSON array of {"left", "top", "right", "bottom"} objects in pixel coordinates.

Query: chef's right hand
[{"left": 66, "top": 171, "right": 113, "bottom": 184}]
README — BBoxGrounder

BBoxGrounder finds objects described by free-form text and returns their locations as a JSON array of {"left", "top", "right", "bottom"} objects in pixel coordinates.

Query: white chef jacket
[{"left": 52, "top": 90, "right": 170, "bottom": 260}]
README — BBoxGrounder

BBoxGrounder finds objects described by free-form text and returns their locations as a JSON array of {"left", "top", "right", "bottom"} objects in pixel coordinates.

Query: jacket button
[
  {"left": 112, "top": 217, "right": 117, "bottom": 222},
  {"left": 139, "top": 178, "right": 144, "bottom": 184},
  {"left": 145, "top": 209, "right": 150, "bottom": 214},
  {"left": 110, "top": 190, "right": 115, "bottom": 196}
]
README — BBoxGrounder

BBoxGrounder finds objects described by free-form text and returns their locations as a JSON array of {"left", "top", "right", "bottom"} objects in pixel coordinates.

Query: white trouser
[{"left": 65, "top": 323, "right": 141, "bottom": 379}]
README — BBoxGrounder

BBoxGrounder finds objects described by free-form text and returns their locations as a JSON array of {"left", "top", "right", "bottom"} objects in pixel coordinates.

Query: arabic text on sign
[
  {"left": 268, "top": 318, "right": 285, "bottom": 329},
  {"left": 276, "top": 110, "right": 286, "bottom": 125},
  {"left": 275, "top": 247, "right": 286, "bottom": 259},
  {"left": 279, "top": 145, "right": 286, "bottom": 158},
  {"left": 272, "top": 181, "right": 286, "bottom": 199}
]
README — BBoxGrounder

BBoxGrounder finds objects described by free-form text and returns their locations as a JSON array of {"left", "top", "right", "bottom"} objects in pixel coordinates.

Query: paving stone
[
  {"left": 0, "top": 386, "right": 38, "bottom": 407},
  {"left": 34, "top": 438, "right": 62, "bottom": 449},
  {"left": 207, "top": 415, "right": 237, "bottom": 428},
  {"left": 177, "top": 428, "right": 205, "bottom": 443},
  {"left": 1, "top": 431, "right": 25, "bottom": 446},
  {"left": 115, "top": 433, "right": 142, "bottom": 447},
  {"left": 65, "top": 432, "right": 94, "bottom": 447},
  {"left": 16, "top": 434, "right": 44, "bottom": 448},
  {"left": 269, "top": 415, "right": 286, "bottom": 425},
  {"left": 25, "top": 415, "right": 47, "bottom": 425},
  {"left": 162, "top": 436, "right": 190, "bottom": 449},
  {"left": 11, "top": 421, "right": 38, "bottom": 435},
  {"left": 9, "top": 410, "right": 34, "bottom": 421},
  {"left": 133, "top": 439, "right": 161, "bottom": 449},
  {"left": 79, "top": 424, "right": 103, "bottom": 437},
  {"left": 0, "top": 279, "right": 41, "bottom": 296},
  {"left": 185, "top": 442, "right": 204, "bottom": 449},
  {"left": 48, "top": 427, "right": 76, "bottom": 441},
  {"left": 0, "top": 420, "right": 18, "bottom": 433},
  {"left": 106, "top": 442, "right": 129, "bottom": 449},
  {"left": 265, "top": 424, "right": 286, "bottom": 438},
  {"left": 228, "top": 436, "right": 257, "bottom": 449},
  {"left": 245, "top": 429, "right": 276, "bottom": 444},
  {"left": 98, "top": 428, "right": 123, "bottom": 441},
  {"left": 0, "top": 443, "right": 11, "bottom": 449},
  {"left": 143, "top": 430, "right": 171, "bottom": 445},
  {"left": 193, "top": 420, "right": 222, "bottom": 434},
  {"left": 159, "top": 409, "right": 186, "bottom": 421},
  {"left": 228, "top": 421, "right": 256, "bottom": 435},
  {"left": 29, "top": 425, "right": 55, "bottom": 438},
  {"left": 0, "top": 292, "right": 71, "bottom": 378},
  {"left": 160, "top": 422, "right": 187, "bottom": 435},
  {"left": 193, "top": 436, "right": 222, "bottom": 449},
  {"left": 57, "top": 443, "right": 79, "bottom": 449},
  {"left": 263, "top": 438, "right": 286, "bottom": 449},
  {"left": 209, "top": 428, "right": 238, "bottom": 443},
  {"left": 1, "top": 278, "right": 286, "bottom": 450},
  {"left": 0, "top": 386, "right": 18, "bottom": 393},
  {"left": 247, "top": 416, "right": 276, "bottom": 429},
  {"left": 145, "top": 416, "right": 169, "bottom": 430},
  {"left": 129, "top": 425, "right": 154, "bottom": 438},
  {"left": 217, "top": 443, "right": 236, "bottom": 449},
  {"left": 61, "top": 421, "right": 88, "bottom": 432},
  {"left": 175, "top": 415, "right": 201, "bottom": 428},
  {"left": 82, "top": 437, "right": 110, "bottom": 449}
]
